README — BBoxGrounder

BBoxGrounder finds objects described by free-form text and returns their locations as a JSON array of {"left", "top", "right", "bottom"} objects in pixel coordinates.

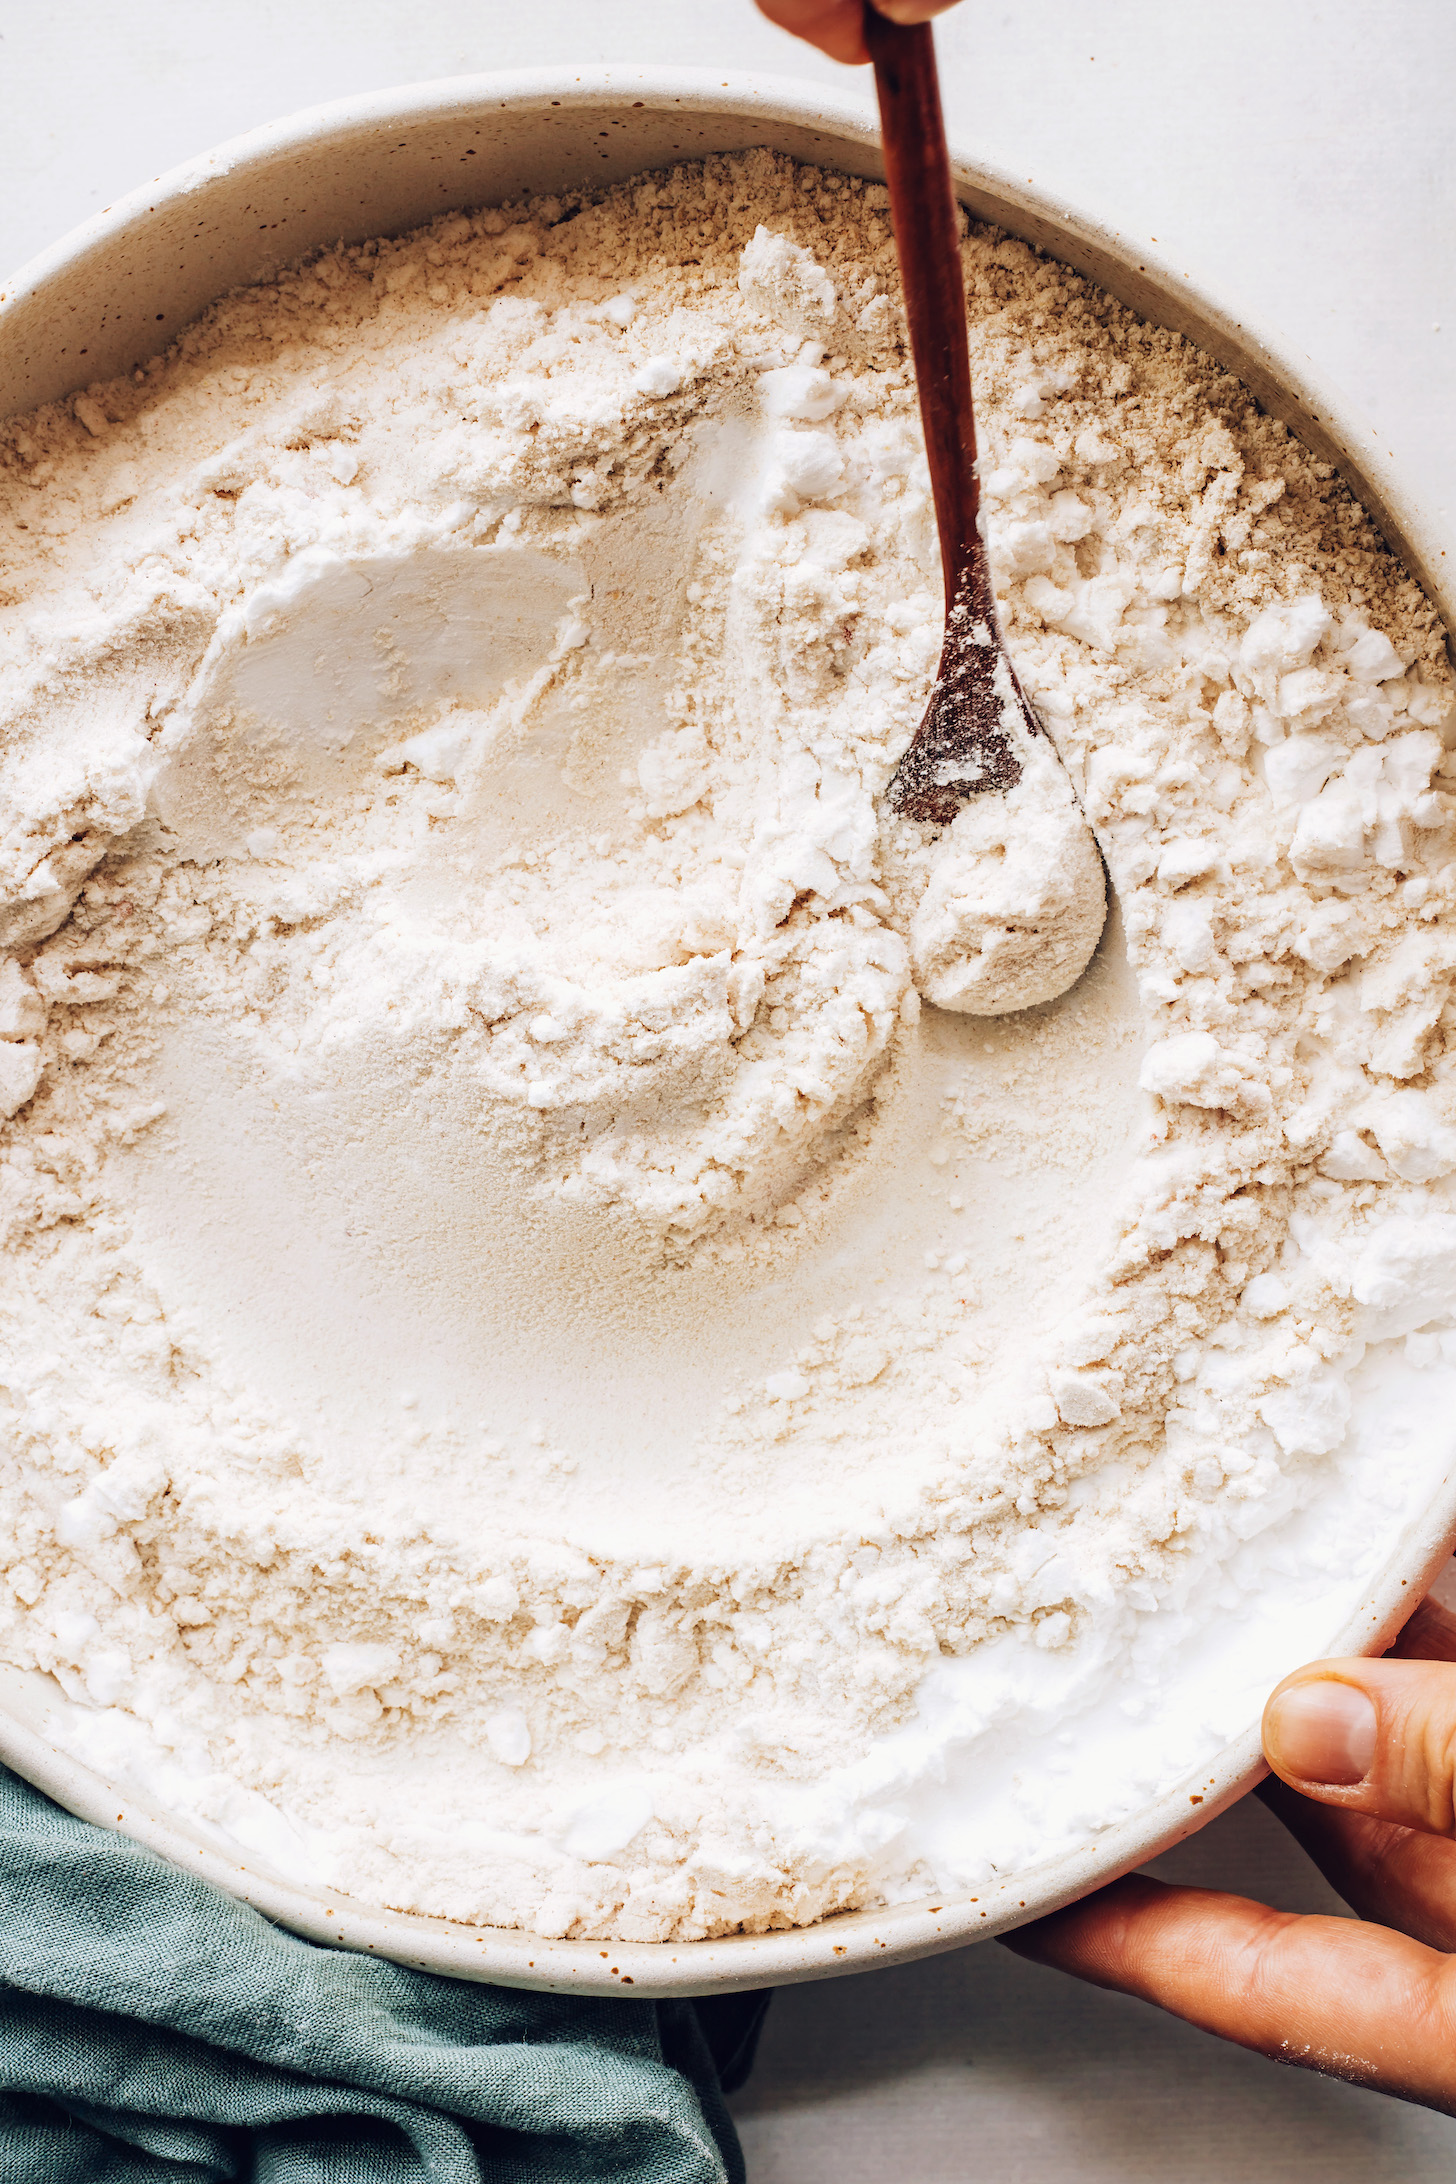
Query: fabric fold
[{"left": 0, "top": 1767, "right": 767, "bottom": 2183}]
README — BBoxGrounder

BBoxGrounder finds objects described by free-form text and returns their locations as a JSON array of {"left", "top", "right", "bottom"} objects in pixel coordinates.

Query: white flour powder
[{"left": 1, "top": 151, "right": 1455, "bottom": 1942}]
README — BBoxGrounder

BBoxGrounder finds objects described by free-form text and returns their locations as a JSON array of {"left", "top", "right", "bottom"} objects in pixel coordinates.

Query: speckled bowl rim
[{"left": 1, "top": 65, "right": 1453, "bottom": 1997}]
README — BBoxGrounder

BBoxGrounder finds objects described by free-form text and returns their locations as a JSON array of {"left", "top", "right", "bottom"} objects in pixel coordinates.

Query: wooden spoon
[{"left": 865, "top": 9, "right": 1106, "bottom": 1008}]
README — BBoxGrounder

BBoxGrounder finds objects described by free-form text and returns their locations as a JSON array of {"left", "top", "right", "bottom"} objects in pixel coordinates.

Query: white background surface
[{"left": 4, "top": 1, "right": 1454, "bottom": 2175}]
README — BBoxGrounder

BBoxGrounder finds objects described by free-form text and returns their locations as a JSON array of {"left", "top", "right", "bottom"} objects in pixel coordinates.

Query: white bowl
[{"left": 2, "top": 66, "right": 1454, "bottom": 1999}]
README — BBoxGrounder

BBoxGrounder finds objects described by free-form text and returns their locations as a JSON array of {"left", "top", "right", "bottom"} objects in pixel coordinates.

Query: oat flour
[{"left": 0, "top": 151, "right": 1454, "bottom": 1941}]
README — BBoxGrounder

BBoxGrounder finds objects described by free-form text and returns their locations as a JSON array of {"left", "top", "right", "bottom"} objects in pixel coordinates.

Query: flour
[
  {"left": 1, "top": 150, "right": 1454, "bottom": 1944},
  {"left": 891, "top": 714, "right": 1108, "bottom": 1013}
]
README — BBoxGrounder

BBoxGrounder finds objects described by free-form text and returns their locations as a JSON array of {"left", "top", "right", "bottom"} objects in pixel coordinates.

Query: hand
[
  {"left": 754, "top": 0, "right": 962, "bottom": 66},
  {"left": 1003, "top": 1594, "right": 1456, "bottom": 2114}
]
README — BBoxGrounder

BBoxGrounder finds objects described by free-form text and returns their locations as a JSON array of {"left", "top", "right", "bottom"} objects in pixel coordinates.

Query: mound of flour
[{"left": 1, "top": 150, "right": 1455, "bottom": 1943}]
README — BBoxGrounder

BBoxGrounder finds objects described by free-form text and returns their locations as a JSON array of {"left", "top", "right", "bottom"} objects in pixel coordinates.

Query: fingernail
[{"left": 1265, "top": 1680, "right": 1377, "bottom": 1785}]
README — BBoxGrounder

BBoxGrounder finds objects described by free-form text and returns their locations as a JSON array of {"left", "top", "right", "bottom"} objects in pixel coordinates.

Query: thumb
[{"left": 1264, "top": 1657, "right": 1456, "bottom": 1835}]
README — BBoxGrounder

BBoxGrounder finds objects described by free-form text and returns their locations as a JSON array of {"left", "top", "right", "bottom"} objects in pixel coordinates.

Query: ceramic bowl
[{"left": 1, "top": 65, "right": 1453, "bottom": 1997}]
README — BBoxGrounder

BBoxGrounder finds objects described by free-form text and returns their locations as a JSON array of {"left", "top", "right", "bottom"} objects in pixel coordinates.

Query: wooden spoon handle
[{"left": 864, "top": 8, "right": 982, "bottom": 615}]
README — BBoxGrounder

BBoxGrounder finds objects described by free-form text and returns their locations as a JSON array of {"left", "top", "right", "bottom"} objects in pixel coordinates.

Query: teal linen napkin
[{"left": 0, "top": 1764, "right": 768, "bottom": 2182}]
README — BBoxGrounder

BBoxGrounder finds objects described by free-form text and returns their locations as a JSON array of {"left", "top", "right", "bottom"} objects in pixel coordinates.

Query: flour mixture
[{"left": 1, "top": 151, "right": 1454, "bottom": 1942}]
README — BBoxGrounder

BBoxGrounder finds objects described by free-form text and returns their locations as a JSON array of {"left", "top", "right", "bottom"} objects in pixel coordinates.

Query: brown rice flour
[{"left": 1, "top": 150, "right": 1455, "bottom": 1940}]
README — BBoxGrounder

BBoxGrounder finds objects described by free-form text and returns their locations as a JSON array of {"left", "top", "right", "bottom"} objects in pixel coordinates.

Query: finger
[
  {"left": 1258, "top": 1776, "right": 1456, "bottom": 1953},
  {"left": 870, "top": 0, "right": 964, "bottom": 20},
  {"left": 1252, "top": 1593, "right": 1456, "bottom": 1950},
  {"left": 754, "top": 0, "right": 962, "bottom": 63},
  {"left": 1264, "top": 1656, "right": 1456, "bottom": 1835},
  {"left": 1003, "top": 1874, "right": 1456, "bottom": 2112},
  {"left": 753, "top": 0, "right": 871, "bottom": 63}
]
